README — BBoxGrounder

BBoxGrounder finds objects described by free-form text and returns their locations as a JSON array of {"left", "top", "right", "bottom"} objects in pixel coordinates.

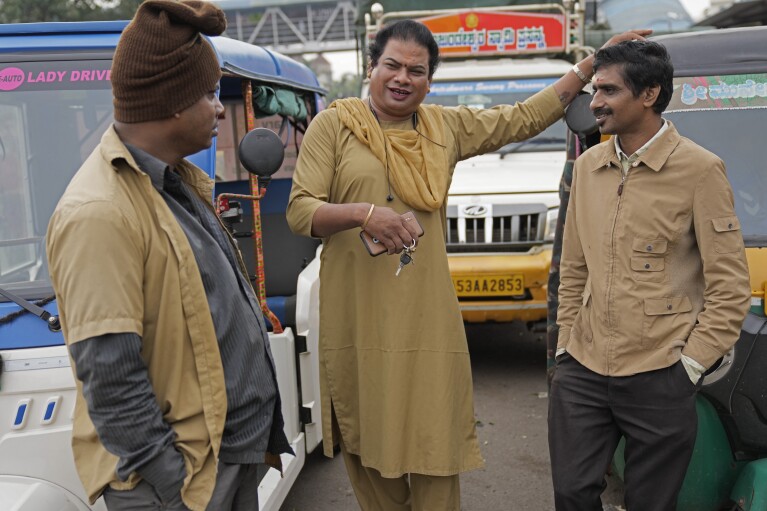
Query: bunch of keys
[{"left": 395, "top": 239, "right": 417, "bottom": 277}]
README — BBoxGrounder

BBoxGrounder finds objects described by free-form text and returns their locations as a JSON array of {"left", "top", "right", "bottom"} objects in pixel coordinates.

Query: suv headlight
[{"left": 544, "top": 207, "right": 559, "bottom": 242}]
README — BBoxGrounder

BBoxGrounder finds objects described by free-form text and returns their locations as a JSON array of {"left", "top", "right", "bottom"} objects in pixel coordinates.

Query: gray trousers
[
  {"left": 548, "top": 353, "right": 698, "bottom": 511},
  {"left": 103, "top": 462, "right": 260, "bottom": 511}
]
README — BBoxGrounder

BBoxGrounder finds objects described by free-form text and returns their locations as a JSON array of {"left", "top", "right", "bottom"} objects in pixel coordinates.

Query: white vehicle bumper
[{"left": 0, "top": 475, "right": 96, "bottom": 511}]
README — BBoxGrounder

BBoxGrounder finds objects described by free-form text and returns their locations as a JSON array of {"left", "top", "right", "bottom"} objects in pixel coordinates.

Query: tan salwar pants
[{"left": 340, "top": 439, "right": 460, "bottom": 511}]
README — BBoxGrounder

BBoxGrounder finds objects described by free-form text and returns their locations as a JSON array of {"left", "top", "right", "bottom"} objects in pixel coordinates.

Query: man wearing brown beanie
[{"left": 46, "top": 1, "right": 291, "bottom": 510}]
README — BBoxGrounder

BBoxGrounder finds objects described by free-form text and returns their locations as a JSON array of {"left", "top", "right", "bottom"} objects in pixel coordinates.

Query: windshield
[
  {"left": 665, "top": 73, "right": 767, "bottom": 247},
  {"left": 424, "top": 77, "right": 566, "bottom": 152},
  {"left": 0, "top": 58, "right": 113, "bottom": 300}
]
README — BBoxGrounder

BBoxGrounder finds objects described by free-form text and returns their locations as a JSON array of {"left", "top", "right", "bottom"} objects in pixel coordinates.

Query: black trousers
[{"left": 548, "top": 354, "right": 698, "bottom": 511}]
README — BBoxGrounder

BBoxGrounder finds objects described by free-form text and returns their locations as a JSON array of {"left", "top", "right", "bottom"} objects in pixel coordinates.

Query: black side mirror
[
  {"left": 565, "top": 92, "right": 601, "bottom": 150},
  {"left": 237, "top": 128, "right": 285, "bottom": 189}
]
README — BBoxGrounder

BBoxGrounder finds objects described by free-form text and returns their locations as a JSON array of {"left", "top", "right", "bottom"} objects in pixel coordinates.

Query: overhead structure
[
  {"left": 220, "top": 0, "right": 358, "bottom": 55},
  {"left": 217, "top": 0, "right": 570, "bottom": 55},
  {"left": 695, "top": 0, "right": 767, "bottom": 28}
]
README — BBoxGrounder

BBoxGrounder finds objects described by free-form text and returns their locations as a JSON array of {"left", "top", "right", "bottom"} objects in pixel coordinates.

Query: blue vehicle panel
[
  {"left": 0, "top": 21, "right": 324, "bottom": 351},
  {"left": 0, "top": 302, "right": 60, "bottom": 350},
  {"left": 0, "top": 21, "right": 323, "bottom": 93}
]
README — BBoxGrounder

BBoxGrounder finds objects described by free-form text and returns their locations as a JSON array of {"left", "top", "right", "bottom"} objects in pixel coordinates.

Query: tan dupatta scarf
[{"left": 329, "top": 98, "right": 449, "bottom": 212}]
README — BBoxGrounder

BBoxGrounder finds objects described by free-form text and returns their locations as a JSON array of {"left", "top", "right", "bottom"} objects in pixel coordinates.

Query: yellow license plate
[{"left": 452, "top": 275, "right": 525, "bottom": 297}]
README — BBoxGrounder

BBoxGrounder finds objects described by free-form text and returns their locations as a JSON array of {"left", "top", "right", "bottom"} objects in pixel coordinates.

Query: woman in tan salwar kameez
[{"left": 287, "top": 19, "right": 650, "bottom": 510}]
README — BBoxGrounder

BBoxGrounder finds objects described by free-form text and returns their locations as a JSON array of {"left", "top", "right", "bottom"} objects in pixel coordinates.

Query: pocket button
[{"left": 646, "top": 245, "right": 653, "bottom": 251}]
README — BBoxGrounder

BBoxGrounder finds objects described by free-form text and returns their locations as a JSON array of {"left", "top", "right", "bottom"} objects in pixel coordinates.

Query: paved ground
[{"left": 279, "top": 322, "right": 625, "bottom": 510}]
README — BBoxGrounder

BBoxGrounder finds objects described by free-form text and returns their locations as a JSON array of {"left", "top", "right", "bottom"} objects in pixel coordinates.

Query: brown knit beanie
[{"left": 112, "top": 0, "right": 226, "bottom": 123}]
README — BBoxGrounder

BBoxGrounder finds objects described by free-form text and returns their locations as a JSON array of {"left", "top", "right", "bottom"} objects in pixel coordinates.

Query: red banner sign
[{"left": 418, "top": 11, "right": 566, "bottom": 57}]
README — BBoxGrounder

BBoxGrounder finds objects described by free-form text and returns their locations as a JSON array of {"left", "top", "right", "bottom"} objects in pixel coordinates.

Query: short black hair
[
  {"left": 593, "top": 40, "right": 673, "bottom": 114},
  {"left": 368, "top": 20, "right": 440, "bottom": 79}
]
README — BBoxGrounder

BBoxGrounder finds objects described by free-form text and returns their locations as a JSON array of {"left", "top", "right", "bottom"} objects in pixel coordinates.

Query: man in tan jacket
[
  {"left": 46, "top": 2, "right": 290, "bottom": 510},
  {"left": 549, "top": 40, "right": 751, "bottom": 510}
]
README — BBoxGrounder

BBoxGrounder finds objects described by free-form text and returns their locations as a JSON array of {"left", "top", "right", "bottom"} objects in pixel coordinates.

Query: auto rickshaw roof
[
  {"left": 653, "top": 26, "right": 767, "bottom": 77},
  {"left": 0, "top": 20, "right": 324, "bottom": 94}
]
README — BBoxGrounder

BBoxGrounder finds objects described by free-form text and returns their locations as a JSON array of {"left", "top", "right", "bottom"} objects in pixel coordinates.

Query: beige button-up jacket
[
  {"left": 47, "top": 126, "right": 227, "bottom": 510},
  {"left": 557, "top": 121, "right": 751, "bottom": 376}
]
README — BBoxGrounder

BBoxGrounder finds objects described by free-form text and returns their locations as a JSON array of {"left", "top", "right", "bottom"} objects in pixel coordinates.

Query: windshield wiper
[
  {"left": 498, "top": 137, "right": 567, "bottom": 159},
  {"left": 0, "top": 286, "right": 60, "bottom": 332}
]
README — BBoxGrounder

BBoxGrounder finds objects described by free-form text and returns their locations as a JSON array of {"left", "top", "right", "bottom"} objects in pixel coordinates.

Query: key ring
[{"left": 404, "top": 239, "right": 416, "bottom": 250}]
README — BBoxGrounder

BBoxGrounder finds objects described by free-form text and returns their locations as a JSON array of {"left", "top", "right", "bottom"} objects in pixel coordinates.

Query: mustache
[{"left": 593, "top": 107, "right": 612, "bottom": 117}]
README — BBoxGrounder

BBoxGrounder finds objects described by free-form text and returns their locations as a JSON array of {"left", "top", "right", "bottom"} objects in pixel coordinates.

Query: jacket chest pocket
[
  {"left": 641, "top": 296, "right": 693, "bottom": 349},
  {"left": 631, "top": 238, "right": 667, "bottom": 283}
]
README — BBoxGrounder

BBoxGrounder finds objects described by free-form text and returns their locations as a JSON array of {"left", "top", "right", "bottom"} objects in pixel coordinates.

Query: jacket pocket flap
[
  {"left": 631, "top": 256, "right": 665, "bottom": 272},
  {"left": 632, "top": 238, "right": 668, "bottom": 254},
  {"left": 712, "top": 216, "right": 741, "bottom": 232},
  {"left": 644, "top": 296, "right": 692, "bottom": 316}
]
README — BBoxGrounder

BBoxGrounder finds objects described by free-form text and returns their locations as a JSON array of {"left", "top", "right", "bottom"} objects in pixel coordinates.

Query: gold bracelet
[
  {"left": 361, "top": 203, "right": 375, "bottom": 230},
  {"left": 572, "top": 63, "right": 592, "bottom": 84}
]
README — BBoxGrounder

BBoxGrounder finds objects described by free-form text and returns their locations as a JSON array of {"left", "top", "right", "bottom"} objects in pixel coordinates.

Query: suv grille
[{"left": 446, "top": 204, "right": 547, "bottom": 253}]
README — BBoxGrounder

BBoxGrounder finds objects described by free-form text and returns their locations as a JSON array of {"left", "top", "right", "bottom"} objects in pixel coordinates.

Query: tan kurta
[{"left": 287, "top": 87, "right": 563, "bottom": 477}]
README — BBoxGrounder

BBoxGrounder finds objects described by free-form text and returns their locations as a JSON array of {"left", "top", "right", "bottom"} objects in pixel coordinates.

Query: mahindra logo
[{"left": 463, "top": 205, "right": 488, "bottom": 217}]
